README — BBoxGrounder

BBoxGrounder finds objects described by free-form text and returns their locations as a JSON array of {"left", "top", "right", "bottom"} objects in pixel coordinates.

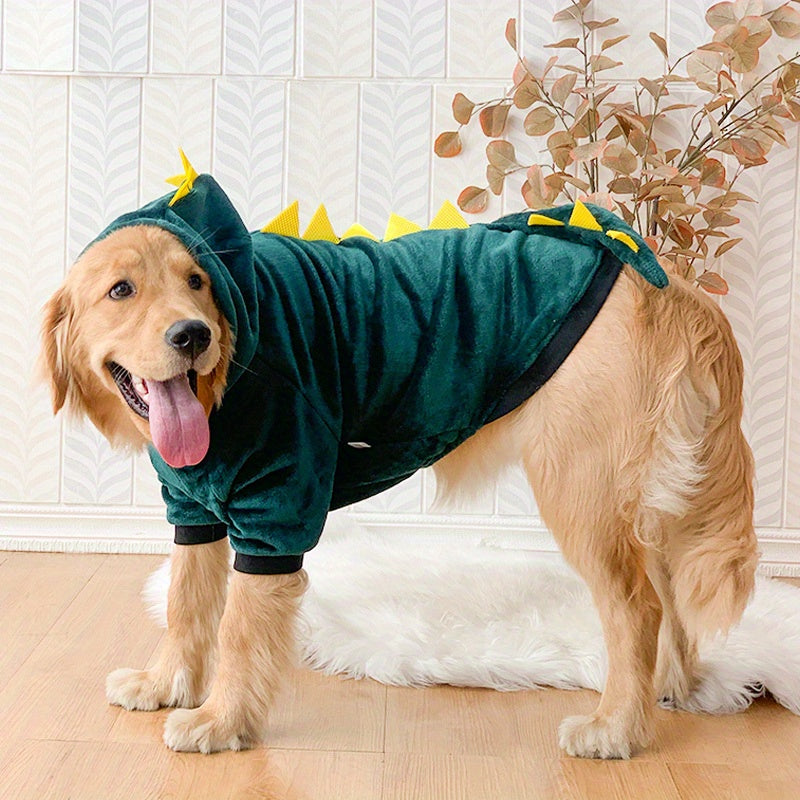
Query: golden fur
[
  {"left": 40, "top": 225, "right": 231, "bottom": 441},
  {"left": 40, "top": 225, "right": 758, "bottom": 759}
]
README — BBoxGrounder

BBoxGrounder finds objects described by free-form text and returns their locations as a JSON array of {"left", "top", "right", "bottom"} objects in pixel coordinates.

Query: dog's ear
[{"left": 39, "top": 286, "right": 74, "bottom": 414}]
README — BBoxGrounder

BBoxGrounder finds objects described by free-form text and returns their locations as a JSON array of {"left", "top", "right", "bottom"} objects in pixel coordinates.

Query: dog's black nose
[{"left": 165, "top": 319, "right": 211, "bottom": 360}]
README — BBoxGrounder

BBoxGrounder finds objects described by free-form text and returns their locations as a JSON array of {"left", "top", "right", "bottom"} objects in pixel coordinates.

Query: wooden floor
[{"left": 1, "top": 552, "right": 799, "bottom": 800}]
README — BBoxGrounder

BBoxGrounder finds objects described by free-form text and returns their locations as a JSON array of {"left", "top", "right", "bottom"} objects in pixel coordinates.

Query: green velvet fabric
[{"left": 92, "top": 176, "right": 667, "bottom": 559}]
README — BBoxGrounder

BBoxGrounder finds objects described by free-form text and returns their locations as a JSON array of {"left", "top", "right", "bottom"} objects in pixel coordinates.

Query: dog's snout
[{"left": 165, "top": 319, "right": 211, "bottom": 359}]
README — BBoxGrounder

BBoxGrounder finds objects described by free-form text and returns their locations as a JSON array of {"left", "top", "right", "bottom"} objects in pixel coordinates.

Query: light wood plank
[
  {"left": 649, "top": 698, "right": 800, "bottom": 765},
  {"left": 268, "top": 668, "right": 387, "bottom": 753},
  {"left": 0, "top": 740, "right": 171, "bottom": 800},
  {"left": 385, "top": 683, "right": 594, "bottom": 758},
  {"left": 561, "top": 760, "right": 681, "bottom": 800},
  {"left": 0, "top": 552, "right": 108, "bottom": 644},
  {"left": 668, "top": 762, "right": 798, "bottom": 800},
  {"left": 0, "top": 554, "right": 165, "bottom": 743},
  {"left": 258, "top": 749, "right": 384, "bottom": 800},
  {"left": 0, "top": 739, "right": 384, "bottom": 800},
  {"left": 0, "top": 553, "right": 107, "bottom": 683},
  {"left": 108, "top": 703, "right": 170, "bottom": 744},
  {"left": 383, "top": 754, "right": 571, "bottom": 800},
  {"left": 157, "top": 746, "right": 384, "bottom": 800}
]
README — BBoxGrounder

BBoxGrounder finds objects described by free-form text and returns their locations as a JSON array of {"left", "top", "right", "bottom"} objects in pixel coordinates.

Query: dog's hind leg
[
  {"left": 646, "top": 549, "right": 698, "bottom": 706},
  {"left": 106, "top": 538, "right": 230, "bottom": 711},
  {"left": 514, "top": 273, "right": 664, "bottom": 758},
  {"left": 638, "top": 269, "right": 757, "bottom": 697},
  {"left": 529, "top": 471, "right": 662, "bottom": 759}
]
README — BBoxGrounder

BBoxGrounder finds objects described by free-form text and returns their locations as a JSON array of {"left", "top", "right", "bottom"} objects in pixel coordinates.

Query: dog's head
[{"left": 40, "top": 224, "right": 231, "bottom": 467}]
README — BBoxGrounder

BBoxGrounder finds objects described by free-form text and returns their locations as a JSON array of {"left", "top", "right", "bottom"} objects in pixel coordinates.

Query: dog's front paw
[
  {"left": 559, "top": 712, "right": 649, "bottom": 760},
  {"left": 106, "top": 666, "right": 198, "bottom": 711},
  {"left": 163, "top": 706, "right": 256, "bottom": 753}
]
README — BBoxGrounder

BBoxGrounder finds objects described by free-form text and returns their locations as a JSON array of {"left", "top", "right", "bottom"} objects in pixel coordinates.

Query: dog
[{"left": 40, "top": 168, "right": 758, "bottom": 759}]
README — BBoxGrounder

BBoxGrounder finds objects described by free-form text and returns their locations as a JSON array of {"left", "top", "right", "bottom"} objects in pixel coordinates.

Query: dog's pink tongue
[{"left": 147, "top": 374, "right": 210, "bottom": 468}]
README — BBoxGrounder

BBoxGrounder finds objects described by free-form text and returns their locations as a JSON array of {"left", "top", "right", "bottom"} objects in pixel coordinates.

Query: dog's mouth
[
  {"left": 107, "top": 362, "right": 198, "bottom": 420},
  {"left": 107, "top": 362, "right": 207, "bottom": 468}
]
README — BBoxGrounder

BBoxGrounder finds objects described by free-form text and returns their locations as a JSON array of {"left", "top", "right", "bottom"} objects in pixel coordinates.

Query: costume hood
[{"left": 91, "top": 174, "right": 260, "bottom": 389}]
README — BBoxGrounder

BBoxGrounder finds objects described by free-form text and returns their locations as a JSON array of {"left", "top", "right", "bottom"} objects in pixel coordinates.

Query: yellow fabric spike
[
  {"left": 261, "top": 201, "right": 300, "bottom": 237},
  {"left": 606, "top": 229, "right": 639, "bottom": 253},
  {"left": 428, "top": 200, "right": 469, "bottom": 230},
  {"left": 384, "top": 213, "right": 422, "bottom": 241},
  {"left": 527, "top": 213, "right": 565, "bottom": 227},
  {"left": 341, "top": 223, "right": 378, "bottom": 241},
  {"left": 166, "top": 148, "right": 198, "bottom": 207},
  {"left": 302, "top": 204, "right": 339, "bottom": 242},
  {"left": 568, "top": 199, "right": 603, "bottom": 231}
]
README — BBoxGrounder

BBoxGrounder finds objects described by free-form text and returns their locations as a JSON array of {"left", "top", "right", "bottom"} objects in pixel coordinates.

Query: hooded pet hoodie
[{"left": 92, "top": 173, "right": 667, "bottom": 574}]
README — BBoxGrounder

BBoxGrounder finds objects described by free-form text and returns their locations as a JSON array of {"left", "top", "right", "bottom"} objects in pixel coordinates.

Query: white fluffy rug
[{"left": 144, "top": 514, "right": 800, "bottom": 716}]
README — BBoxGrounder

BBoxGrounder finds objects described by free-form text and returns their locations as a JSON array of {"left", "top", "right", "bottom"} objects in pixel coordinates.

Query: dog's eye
[
  {"left": 108, "top": 280, "right": 135, "bottom": 300},
  {"left": 188, "top": 274, "right": 203, "bottom": 290}
]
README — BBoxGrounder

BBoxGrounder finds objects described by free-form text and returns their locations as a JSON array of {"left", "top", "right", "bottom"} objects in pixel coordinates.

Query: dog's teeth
[{"left": 132, "top": 376, "right": 149, "bottom": 398}]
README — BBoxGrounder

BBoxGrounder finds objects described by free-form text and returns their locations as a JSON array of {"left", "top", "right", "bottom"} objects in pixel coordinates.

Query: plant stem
[
  {"left": 678, "top": 53, "right": 800, "bottom": 172},
  {"left": 656, "top": 165, "right": 743, "bottom": 263},
  {"left": 576, "top": 1, "right": 598, "bottom": 192},
  {"left": 689, "top": 165, "right": 744, "bottom": 269},
  {"left": 630, "top": 52, "right": 693, "bottom": 235},
  {"left": 681, "top": 97, "right": 795, "bottom": 173},
  {"left": 513, "top": 54, "right": 594, "bottom": 190}
]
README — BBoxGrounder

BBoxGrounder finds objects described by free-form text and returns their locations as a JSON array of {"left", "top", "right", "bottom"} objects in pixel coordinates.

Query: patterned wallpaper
[{"left": 0, "top": 0, "right": 798, "bottom": 566}]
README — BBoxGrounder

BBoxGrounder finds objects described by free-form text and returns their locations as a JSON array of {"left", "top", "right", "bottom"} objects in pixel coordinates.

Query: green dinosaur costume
[{"left": 91, "top": 167, "right": 667, "bottom": 574}]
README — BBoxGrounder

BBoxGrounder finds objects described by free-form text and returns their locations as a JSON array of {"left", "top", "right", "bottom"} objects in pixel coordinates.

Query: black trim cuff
[
  {"left": 174, "top": 523, "right": 228, "bottom": 545},
  {"left": 233, "top": 553, "right": 304, "bottom": 575}
]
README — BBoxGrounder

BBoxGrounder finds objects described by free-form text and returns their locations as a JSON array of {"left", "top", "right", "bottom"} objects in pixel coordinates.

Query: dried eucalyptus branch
[{"left": 434, "top": 0, "right": 800, "bottom": 294}]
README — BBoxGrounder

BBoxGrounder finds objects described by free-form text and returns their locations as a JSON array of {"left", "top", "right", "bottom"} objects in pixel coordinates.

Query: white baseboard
[
  {"left": 2, "top": 505, "right": 800, "bottom": 576},
  {"left": 0, "top": 504, "right": 173, "bottom": 554}
]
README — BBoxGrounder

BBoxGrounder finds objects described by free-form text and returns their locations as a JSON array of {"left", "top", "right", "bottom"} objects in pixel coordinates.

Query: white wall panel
[
  {"left": 354, "top": 474, "right": 424, "bottom": 514},
  {"left": 77, "top": 0, "right": 148, "bottom": 73},
  {"left": 597, "top": 0, "right": 667, "bottom": 81},
  {"left": 375, "top": 0, "right": 445, "bottom": 78},
  {"left": 151, "top": 0, "right": 221, "bottom": 74},
  {"left": 67, "top": 77, "right": 141, "bottom": 259},
  {"left": 141, "top": 77, "right": 214, "bottom": 200},
  {"left": 62, "top": 423, "right": 133, "bottom": 505},
  {"left": 448, "top": 0, "right": 517, "bottom": 79},
  {"left": 496, "top": 466, "right": 541, "bottom": 518},
  {"left": 4, "top": 0, "right": 74, "bottom": 71},
  {"left": 667, "top": 0, "right": 714, "bottom": 59},
  {"left": 214, "top": 78, "right": 286, "bottom": 228},
  {"left": 224, "top": 0, "right": 295, "bottom": 76},
  {"left": 359, "top": 82, "right": 431, "bottom": 232},
  {"left": 522, "top": 0, "right": 576, "bottom": 71},
  {"left": 301, "top": 0, "right": 373, "bottom": 77},
  {"left": 62, "top": 76, "right": 141, "bottom": 505},
  {"left": 787, "top": 233, "right": 800, "bottom": 526},
  {"left": 1, "top": 1, "right": 799, "bottom": 568},
  {"left": 133, "top": 452, "right": 163, "bottom": 507},
  {"left": 0, "top": 76, "right": 68, "bottom": 504},
  {"left": 722, "top": 136, "right": 798, "bottom": 527},
  {"left": 286, "top": 81, "right": 359, "bottom": 233}
]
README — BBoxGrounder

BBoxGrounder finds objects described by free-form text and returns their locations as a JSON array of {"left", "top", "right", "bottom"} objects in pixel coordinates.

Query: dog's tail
[{"left": 637, "top": 273, "right": 759, "bottom": 642}]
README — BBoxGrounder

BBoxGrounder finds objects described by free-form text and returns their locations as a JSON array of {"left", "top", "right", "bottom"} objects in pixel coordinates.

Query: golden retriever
[{"left": 40, "top": 221, "right": 758, "bottom": 759}]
